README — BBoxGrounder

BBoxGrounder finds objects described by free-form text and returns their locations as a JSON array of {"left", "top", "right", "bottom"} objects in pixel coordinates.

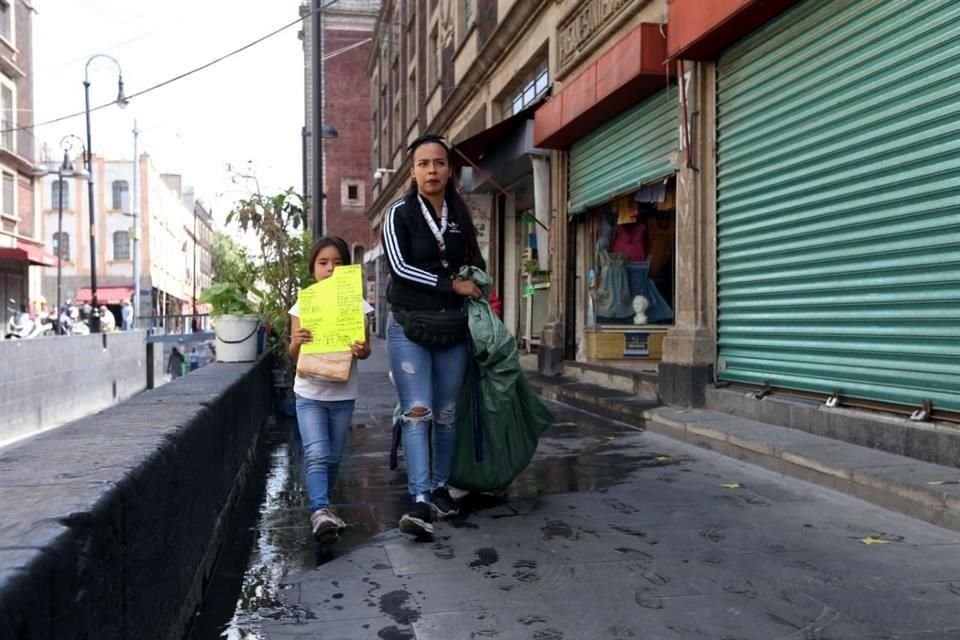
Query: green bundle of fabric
[{"left": 448, "top": 267, "right": 553, "bottom": 492}]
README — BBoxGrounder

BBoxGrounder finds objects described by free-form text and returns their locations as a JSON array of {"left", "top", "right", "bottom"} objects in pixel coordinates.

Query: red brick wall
[{"left": 324, "top": 28, "right": 375, "bottom": 255}]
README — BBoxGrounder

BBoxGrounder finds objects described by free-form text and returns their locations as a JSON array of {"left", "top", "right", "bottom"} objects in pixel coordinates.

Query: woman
[
  {"left": 289, "top": 236, "right": 372, "bottom": 542},
  {"left": 383, "top": 133, "right": 485, "bottom": 539}
]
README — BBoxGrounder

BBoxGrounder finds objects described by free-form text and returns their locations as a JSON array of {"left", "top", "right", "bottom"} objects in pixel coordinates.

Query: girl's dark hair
[
  {"left": 405, "top": 132, "right": 481, "bottom": 260},
  {"left": 308, "top": 236, "right": 351, "bottom": 268}
]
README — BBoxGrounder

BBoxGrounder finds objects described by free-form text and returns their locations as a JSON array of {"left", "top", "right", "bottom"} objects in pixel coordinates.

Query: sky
[{"left": 31, "top": 0, "right": 306, "bottom": 231}]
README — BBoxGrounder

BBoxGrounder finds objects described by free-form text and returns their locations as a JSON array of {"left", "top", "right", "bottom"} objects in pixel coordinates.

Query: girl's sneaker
[{"left": 311, "top": 508, "right": 344, "bottom": 542}]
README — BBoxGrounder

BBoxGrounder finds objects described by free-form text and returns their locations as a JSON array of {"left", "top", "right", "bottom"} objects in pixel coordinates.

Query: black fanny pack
[{"left": 394, "top": 307, "right": 468, "bottom": 348}]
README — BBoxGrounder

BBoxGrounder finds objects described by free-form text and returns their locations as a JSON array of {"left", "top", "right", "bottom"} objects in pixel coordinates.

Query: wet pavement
[{"left": 190, "top": 340, "right": 960, "bottom": 639}]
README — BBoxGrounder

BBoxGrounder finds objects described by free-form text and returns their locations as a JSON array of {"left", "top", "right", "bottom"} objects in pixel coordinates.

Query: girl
[
  {"left": 289, "top": 236, "right": 372, "bottom": 541},
  {"left": 382, "top": 133, "right": 485, "bottom": 539}
]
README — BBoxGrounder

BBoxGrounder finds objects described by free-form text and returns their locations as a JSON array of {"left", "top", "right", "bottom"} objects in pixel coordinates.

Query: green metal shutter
[
  {"left": 716, "top": 0, "right": 960, "bottom": 413},
  {"left": 568, "top": 88, "right": 677, "bottom": 214}
]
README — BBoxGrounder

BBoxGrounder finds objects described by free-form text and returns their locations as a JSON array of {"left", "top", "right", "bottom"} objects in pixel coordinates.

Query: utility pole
[
  {"left": 311, "top": 0, "right": 324, "bottom": 238},
  {"left": 131, "top": 120, "right": 140, "bottom": 329}
]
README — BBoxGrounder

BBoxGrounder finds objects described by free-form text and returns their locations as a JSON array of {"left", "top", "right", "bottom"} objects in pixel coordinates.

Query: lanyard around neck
[{"left": 418, "top": 195, "right": 449, "bottom": 266}]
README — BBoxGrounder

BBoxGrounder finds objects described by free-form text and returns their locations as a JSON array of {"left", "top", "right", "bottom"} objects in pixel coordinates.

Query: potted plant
[
  {"left": 225, "top": 188, "right": 309, "bottom": 411},
  {"left": 201, "top": 235, "right": 263, "bottom": 362}
]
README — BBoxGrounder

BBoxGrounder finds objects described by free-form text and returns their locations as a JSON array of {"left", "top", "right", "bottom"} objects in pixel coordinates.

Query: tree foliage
[{"left": 226, "top": 188, "right": 310, "bottom": 366}]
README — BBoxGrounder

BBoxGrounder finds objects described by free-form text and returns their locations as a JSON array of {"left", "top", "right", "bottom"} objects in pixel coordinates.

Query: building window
[
  {"left": 53, "top": 232, "right": 70, "bottom": 261},
  {"left": 0, "top": 1, "right": 10, "bottom": 43},
  {"left": 428, "top": 26, "right": 439, "bottom": 89},
  {"left": 506, "top": 66, "right": 550, "bottom": 118},
  {"left": 51, "top": 179, "right": 70, "bottom": 209},
  {"left": 1, "top": 86, "right": 12, "bottom": 151},
  {"left": 2, "top": 172, "right": 13, "bottom": 216},
  {"left": 112, "top": 180, "right": 129, "bottom": 212},
  {"left": 463, "top": 0, "right": 475, "bottom": 33},
  {"left": 407, "top": 68, "right": 417, "bottom": 126},
  {"left": 113, "top": 230, "right": 130, "bottom": 260},
  {"left": 341, "top": 179, "right": 364, "bottom": 208}
]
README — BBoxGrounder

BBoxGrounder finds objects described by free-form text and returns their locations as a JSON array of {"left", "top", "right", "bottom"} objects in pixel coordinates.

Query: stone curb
[{"left": 528, "top": 373, "right": 960, "bottom": 535}]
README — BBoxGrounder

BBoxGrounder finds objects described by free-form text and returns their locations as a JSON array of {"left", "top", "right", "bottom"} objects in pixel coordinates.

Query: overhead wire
[{"left": 1, "top": 0, "right": 343, "bottom": 136}]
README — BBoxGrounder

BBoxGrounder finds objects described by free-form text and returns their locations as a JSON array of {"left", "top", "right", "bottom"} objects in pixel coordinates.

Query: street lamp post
[
  {"left": 131, "top": 120, "right": 140, "bottom": 330},
  {"left": 83, "top": 54, "right": 128, "bottom": 333},
  {"left": 32, "top": 136, "right": 88, "bottom": 334}
]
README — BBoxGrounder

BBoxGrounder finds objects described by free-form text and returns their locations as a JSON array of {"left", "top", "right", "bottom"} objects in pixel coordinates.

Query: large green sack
[{"left": 448, "top": 267, "right": 553, "bottom": 492}]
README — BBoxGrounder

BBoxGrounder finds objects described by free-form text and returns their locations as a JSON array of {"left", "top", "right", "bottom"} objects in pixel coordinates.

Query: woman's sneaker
[
  {"left": 311, "top": 508, "right": 344, "bottom": 542},
  {"left": 430, "top": 486, "right": 460, "bottom": 518},
  {"left": 399, "top": 501, "right": 434, "bottom": 538}
]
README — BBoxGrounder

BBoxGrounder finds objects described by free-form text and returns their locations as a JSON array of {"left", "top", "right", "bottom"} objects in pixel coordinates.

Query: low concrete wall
[
  {"left": 0, "top": 356, "right": 273, "bottom": 640},
  {"left": 0, "top": 331, "right": 159, "bottom": 444}
]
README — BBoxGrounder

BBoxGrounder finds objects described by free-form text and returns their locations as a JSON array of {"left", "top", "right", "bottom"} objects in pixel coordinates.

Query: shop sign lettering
[{"left": 558, "top": 0, "right": 635, "bottom": 71}]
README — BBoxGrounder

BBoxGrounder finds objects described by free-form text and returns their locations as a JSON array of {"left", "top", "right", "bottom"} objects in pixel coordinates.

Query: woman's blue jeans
[
  {"left": 295, "top": 396, "right": 355, "bottom": 512},
  {"left": 388, "top": 314, "right": 469, "bottom": 499}
]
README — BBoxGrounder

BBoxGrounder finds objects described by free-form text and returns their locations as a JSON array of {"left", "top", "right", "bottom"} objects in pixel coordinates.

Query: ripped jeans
[{"left": 387, "top": 313, "right": 469, "bottom": 499}]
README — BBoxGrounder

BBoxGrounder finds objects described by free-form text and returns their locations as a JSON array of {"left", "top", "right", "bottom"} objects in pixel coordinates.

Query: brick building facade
[{"left": 300, "top": 0, "right": 380, "bottom": 264}]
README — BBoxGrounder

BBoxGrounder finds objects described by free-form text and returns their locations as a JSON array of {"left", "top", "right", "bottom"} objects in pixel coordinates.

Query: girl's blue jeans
[
  {"left": 295, "top": 396, "right": 355, "bottom": 512},
  {"left": 387, "top": 314, "right": 469, "bottom": 499}
]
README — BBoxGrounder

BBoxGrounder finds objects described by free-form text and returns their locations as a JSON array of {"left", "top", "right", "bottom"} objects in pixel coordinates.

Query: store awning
[
  {"left": 534, "top": 23, "right": 674, "bottom": 149},
  {"left": 75, "top": 286, "right": 134, "bottom": 305},
  {"left": 453, "top": 99, "right": 545, "bottom": 166},
  {"left": 666, "top": 0, "right": 800, "bottom": 60},
  {"left": 454, "top": 102, "right": 548, "bottom": 194},
  {"left": 0, "top": 240, "right": 58, "bottom": 267}
]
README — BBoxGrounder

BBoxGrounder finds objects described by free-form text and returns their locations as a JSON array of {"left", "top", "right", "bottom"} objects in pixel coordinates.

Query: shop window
[{"left": 583, "top": 180, "right": 676, "bottom": 360}]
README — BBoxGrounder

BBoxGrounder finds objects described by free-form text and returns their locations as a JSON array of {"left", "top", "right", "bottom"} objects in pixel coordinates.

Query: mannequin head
[{"left": 632, "top": 295, "right": 649, "bottom": 325}]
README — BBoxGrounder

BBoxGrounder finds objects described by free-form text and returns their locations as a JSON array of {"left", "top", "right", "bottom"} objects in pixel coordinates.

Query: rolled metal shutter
[
  {"left": 716, "top": 0, "right": 960, "bottom": 413},
  {"left": 568, "top": 88, "right": 677, "bottom": 215}
]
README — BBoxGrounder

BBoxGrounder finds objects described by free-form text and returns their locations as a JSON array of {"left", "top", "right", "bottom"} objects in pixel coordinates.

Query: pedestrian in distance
[
  {"left": 382, "top": 132, "right": 486, "bottom": 539},
  {"left": 99, "top": 305, "right": 116, "bottom": 332},
  {"left": 288, "top": 236, "right": 372, "bottom": 543},
  {"left": 121, "top": 299, "right": 133, "bottom": 331},
  {"left": 167, "top": 345, "right": 185, "bottom": 379}
]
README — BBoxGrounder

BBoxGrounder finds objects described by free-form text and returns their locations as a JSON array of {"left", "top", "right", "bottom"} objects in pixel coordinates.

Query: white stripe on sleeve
[{"left": 383, "top": 201, "right": 439, "bottom": 287}]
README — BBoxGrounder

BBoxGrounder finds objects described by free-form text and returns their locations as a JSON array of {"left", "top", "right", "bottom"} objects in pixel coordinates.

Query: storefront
[
  {"left": 535, "top": 20, "right": 677, "bottom": 365},
  {"left": 674, "top": 0, "right": 960, "bottom": 415},
  {"left": 456, "top": 109, "right": 549, "bottom": 349},
  {"left": 569, "top": 88, "right": 678, "bottom": 363},
  {"left": 0, "top": 240, "right": 57, "bottom": 327}
]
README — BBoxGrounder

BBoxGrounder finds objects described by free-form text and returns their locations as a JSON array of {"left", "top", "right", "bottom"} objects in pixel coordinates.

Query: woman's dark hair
[
  {"left": 308, "top": 236, "right": 351, "bottom": 268},
  {"left": 405, "top": 132, "right": 481, "bottom": 260}
]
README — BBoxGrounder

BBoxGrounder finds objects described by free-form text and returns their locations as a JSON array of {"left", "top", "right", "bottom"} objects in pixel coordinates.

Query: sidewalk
[
  {"left": 528, "top": 371, "right": 960, "bottom": 535},
  {"left": 253, "top": 352, "right": 960, "bottom": 639}
]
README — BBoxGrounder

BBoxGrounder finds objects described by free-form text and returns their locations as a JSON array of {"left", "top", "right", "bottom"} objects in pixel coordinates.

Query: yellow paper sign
[{"left": 298, "top": 265, "right": 365, "bottom": 355}]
